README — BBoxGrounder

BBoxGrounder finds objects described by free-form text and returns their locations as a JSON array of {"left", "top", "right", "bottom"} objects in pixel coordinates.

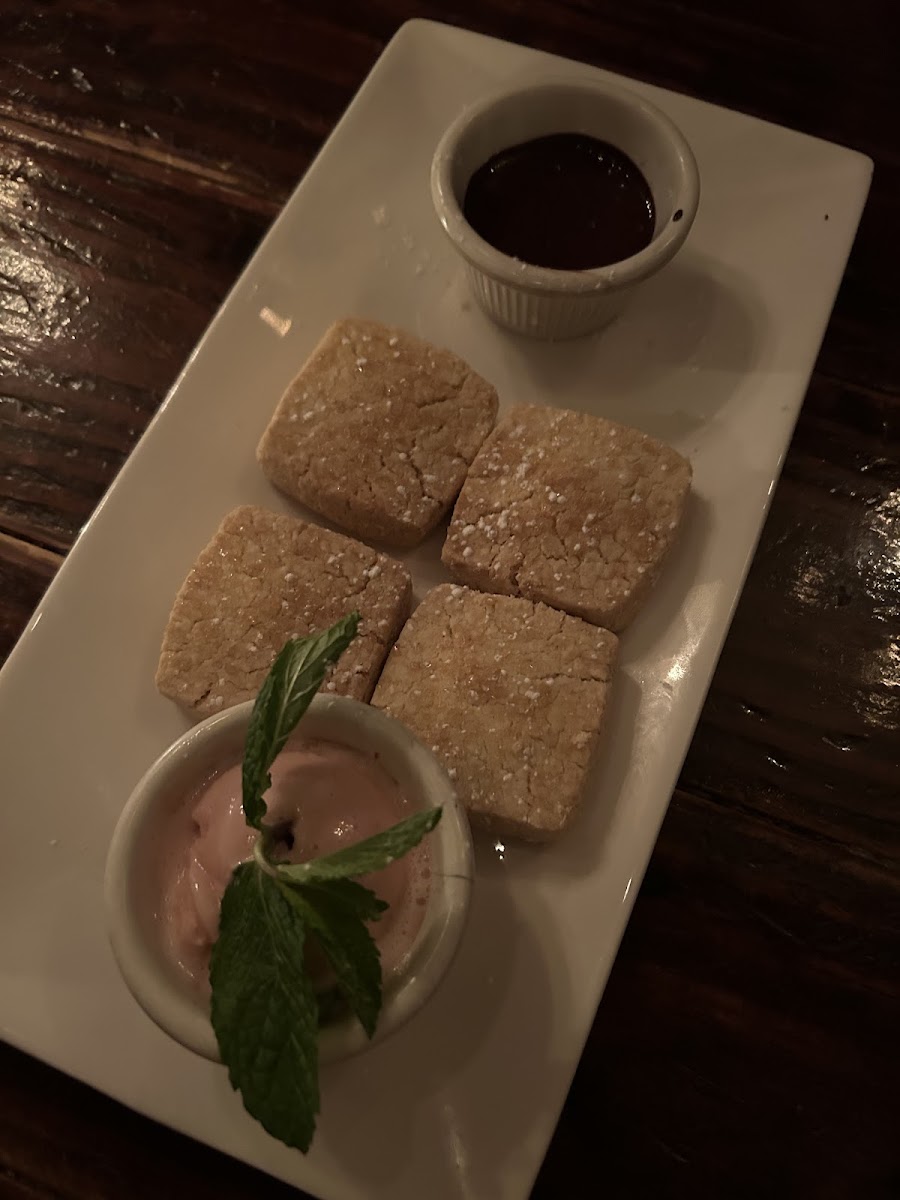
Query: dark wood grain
[
  {"left": 0, "top": 531, "right": 59, "bottom": 658},
  {"left": 0, "top": 1, "right": 897, "bottom": 1198}
]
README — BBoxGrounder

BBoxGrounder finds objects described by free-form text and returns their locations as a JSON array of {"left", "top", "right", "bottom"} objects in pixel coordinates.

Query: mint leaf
[
  {"left": 241, "top": 613, "right": 359, "bottom": 829},
  {"left": 276, "top": 807, "right": 442, "bottom": 885},
  {"left": 210, "top": 863, "right": 320, "bottom": 1152},
  {"left": 301, "top": 875, "right": 389, "bottom": 924},
  {"left": 281, "top": 879, "right": 386, "bottom": 1038}
]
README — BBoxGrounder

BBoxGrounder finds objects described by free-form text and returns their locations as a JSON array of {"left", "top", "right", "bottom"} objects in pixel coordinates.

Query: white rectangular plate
[{"left": 0, "top": 19, "right": 871, "bottom": 1200}]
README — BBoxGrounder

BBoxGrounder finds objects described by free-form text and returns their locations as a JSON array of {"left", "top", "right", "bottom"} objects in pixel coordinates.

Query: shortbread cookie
[
  {"left": 442, "top": 404, "right": 691, "bottom": 631},
  {"left": 156, "top": 506, "right": 411, "bottom": 718},
  {"left": 372, "top": 584, "right": 618, "bottom": 842},
  {"left": 257, "top": 318, "right": 498, "bottom": 546}
]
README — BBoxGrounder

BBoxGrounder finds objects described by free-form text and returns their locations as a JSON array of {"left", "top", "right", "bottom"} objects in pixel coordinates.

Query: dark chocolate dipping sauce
[{"left": 463, "top": 133, "right": 656, "bottom": 270}]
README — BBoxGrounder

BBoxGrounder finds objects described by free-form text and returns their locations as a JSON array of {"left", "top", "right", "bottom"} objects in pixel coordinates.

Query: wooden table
[{"left": 1, "top": 3, "right": 897, "bottom": 1197}]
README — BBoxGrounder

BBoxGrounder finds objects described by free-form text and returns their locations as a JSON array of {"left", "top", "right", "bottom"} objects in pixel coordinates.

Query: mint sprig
[
  {"left": 241, "top": 613, "right": 359, "bottom": 829},
  {"left": 209, "top": 615, "right": 441, "bottom": 1153}
]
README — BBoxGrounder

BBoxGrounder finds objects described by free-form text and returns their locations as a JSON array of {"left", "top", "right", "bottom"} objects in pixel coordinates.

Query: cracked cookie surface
[
  {"left": 156, "top": 505, "right": 411, "bottom": 719},
  {"left": 442, "top": 404, "right": 691, "bottom": 631},
  {"left": 257, "top": 317, "right": 498, "bottom": 546},
  {"left": 371, "top": 584, "right": 618, "bottom": 841}
]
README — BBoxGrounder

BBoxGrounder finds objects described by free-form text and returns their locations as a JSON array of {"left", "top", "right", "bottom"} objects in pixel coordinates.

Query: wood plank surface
[{"left": 0, "top": 2, "right": 897, "bottom": 1198}]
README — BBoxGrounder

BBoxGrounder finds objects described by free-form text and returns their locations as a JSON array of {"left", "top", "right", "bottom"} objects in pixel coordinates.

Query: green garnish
[
  {"left": 241, "top": 615, "right": 359, "bottom": 830},
  {"left": 210, "top": 864, "right": 320, "bottom": 1151},
  {"left": 209, "top": 614, "right": 441, "bottom": 1152},
  {"left": 275, "top": 807, "right": 441, "bottom": 886}
]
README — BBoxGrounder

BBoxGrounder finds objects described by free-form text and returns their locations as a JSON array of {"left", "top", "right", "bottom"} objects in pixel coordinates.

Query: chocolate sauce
[{"left": 463, "top": 133, "right": 655, "bottom": 270}]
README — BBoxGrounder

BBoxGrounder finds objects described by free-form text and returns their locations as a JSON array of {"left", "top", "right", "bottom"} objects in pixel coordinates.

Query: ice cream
[{"left": 157, "top": 738, "right": 431, "bottom": 990}]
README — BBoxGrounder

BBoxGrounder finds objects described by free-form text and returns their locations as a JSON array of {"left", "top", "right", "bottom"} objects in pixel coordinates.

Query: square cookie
[
  {"left": 442, "top": 404, "right": 692, "bottom": 631},
  {"left": 156, "top": 505, "right": 411, "bottom": 719},
  {"left": 257, "top": 317, "right": 498, "bottom": 547},
  {"left": 371, "top": 584, "right": 618, "bottom": 842}
]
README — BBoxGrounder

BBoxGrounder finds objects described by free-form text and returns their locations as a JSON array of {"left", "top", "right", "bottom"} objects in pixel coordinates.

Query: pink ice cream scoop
[{"left": 158, "top": 739, "right": 430, "bottom": 990}]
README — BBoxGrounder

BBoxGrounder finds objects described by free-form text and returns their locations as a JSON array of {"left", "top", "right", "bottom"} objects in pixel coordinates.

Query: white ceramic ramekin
[
  {"left": 431, "top": 78, "right": 700, "bottom": 340},
  {"left": 105, "top": 695, "right": 473, "bottom": 1063}
]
